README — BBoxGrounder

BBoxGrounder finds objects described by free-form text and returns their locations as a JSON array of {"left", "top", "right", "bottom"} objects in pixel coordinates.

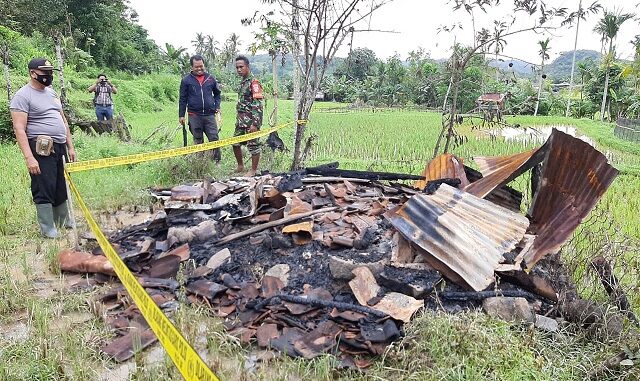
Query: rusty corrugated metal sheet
[
  {"left": 464, "top": 166, "right": 523, "bottom": 212},
  {"left": 386, "top": 184, "right": 530, "bottom": 291},
  {"left": 464, "top": 147, "right": 546, "bottom": 199},
  {"left": 523, "top": 129, "right": 619, "bottom": 269},
  {"left": 413, "top": 154, "right": 470, "bottom": 190}
]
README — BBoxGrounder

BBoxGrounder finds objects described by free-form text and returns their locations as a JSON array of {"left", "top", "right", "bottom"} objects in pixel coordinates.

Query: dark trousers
[
  {"left": 28, "top": 140, "right": 68, "bottom": 206},
  {"left": 188, "top": 113, "right": 221, "bottom": 162}
]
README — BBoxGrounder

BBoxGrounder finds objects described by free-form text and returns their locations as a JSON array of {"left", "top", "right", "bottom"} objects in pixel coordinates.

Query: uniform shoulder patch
[{"left": 250, "top": 79, "right": 264, "bottom": 100}]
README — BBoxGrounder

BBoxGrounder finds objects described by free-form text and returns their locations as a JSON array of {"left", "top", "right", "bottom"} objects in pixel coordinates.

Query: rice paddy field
[{"left": 1, "top": 98, "right": 639, "bottom": 380}]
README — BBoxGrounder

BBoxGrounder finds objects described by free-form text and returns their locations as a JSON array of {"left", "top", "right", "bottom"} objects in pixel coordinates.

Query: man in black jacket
[{"left": 178, "top": 55, "right": 222, "bottom": 163}]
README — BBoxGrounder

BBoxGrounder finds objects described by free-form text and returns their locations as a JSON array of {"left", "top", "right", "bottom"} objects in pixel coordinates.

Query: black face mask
[{"left": 33, "top": 72, "right": 53, "bottom": 86}]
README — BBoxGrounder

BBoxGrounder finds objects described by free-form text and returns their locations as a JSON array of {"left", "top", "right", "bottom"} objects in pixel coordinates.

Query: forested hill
[
  {"left": 545, "top": 50, "right": 601, "bottom": 82},
  {"left": 0, "top": 0, "right": 162, "bottom": 73},
  {"left": 488, "top": 50, "right": 602, "bottom": 82},
  {"left": 247, "top": 54, "right": 343, "bottom": 77}
]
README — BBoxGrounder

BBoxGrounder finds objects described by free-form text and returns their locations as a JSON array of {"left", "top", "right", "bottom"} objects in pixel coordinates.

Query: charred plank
[{"left": 306, "top": 162, "right": 424, "bottom": 181}]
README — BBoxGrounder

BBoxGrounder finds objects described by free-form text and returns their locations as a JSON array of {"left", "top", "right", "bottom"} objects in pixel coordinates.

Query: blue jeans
[{"left": 95, "top": 105, "right": 114, "bottom": 121}]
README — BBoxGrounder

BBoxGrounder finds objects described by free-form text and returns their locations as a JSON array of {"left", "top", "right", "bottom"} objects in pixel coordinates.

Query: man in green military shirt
[{"left": 233, "top": 55, "right": 263, "bottom": 176}]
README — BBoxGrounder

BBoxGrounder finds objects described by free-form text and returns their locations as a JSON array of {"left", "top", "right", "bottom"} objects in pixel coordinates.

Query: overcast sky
[{"left": 129, "top": 0, "right": 639, "bottom": 64}]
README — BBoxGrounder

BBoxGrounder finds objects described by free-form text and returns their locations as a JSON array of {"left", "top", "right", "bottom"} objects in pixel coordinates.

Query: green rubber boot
[
  {"left": 53, "top": 202, "right": 74, "bottom": 229},
  {"left": 35, "top": 204, "right": 59, "bottom": 238}
]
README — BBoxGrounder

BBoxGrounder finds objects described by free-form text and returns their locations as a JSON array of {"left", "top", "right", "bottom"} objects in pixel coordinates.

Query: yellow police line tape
[
  {"left": 65, "top": 174, "right": 219, "bottom": 381},
  {"left": 63, "top": 119, "right": 305, "bottom": 380},
  {"left": 65, "top": 119, "right": 305, "bottom": 173}
]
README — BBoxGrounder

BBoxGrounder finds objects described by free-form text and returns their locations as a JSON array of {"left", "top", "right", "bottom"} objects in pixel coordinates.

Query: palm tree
[
  {"left": 534, "top": 38, "right": 551, "bottom": 116},
  {"left": 488, "top": 21, "right": 507, "bottom": 82},
  {"left": 223, "top": 33, "right": 241, "bottom": 69},
  {"left": 204, "top": 35, "right": 219, "bottom": 68},
  {"left": 577, "top": 61, "right": 591, "bottom": 103},
  {"left": 564, "top": 0, "right": 602, "bottom": 116},
  {"left": 191, "top": 33, "right": 205, "bottom": 55},
  {"left": 630, "top": 35, "right": 640, "bottom": 91},
  {"left": 593, "top": 9, "right": 635, "bottom": 121}
]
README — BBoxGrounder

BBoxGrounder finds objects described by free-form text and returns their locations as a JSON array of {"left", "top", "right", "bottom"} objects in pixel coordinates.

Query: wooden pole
[
  {"left": 62, "top": 156, "right": 79, "bottom": 250},
  {"left": 565, "top": 0, "right": 582, "bottom": 117},
  {"left": 215, "top": 206, "right": 337, "bottom": 245},
  {"left": 591, "top": 256, "right": 639, "bottom": 326}
]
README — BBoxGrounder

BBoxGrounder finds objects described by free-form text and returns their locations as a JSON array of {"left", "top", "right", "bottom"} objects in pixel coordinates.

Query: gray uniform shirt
[{"left": 9, "top": 84, "right": 67, "bottom": 144}]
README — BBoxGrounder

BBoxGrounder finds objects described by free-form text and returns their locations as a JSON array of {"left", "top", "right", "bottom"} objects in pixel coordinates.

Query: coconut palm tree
[
  {"left": 488, "top": 21, "right": 507, "bottom": 82},
  {"left": 577, "top": 60, "right": 592, "bottom": 103},
  {"left": 534, "top": 38, "right": 551, "bottom": 116},
  {"left": 593, "top": 9, "right": 635, "bottom": 121},
  {"left": 563, "top": 0, "right": 602, "bottom": 116},
  {"left": 191, "top": 33, "right": 205, "bottom": 55},
  {"left": 203, "top": 35, "right": 219, "bottom": 68},
  {"left": 222, "top": 33, "right": 242, "bottom": 70},
  {"left": 629, "top": 35, "right": 640, "bottom": 91}
]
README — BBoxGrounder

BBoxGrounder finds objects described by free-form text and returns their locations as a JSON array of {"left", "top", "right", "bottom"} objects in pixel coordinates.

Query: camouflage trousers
[{"left": 232, "top": 125, "right": 261, "bottom": 156}]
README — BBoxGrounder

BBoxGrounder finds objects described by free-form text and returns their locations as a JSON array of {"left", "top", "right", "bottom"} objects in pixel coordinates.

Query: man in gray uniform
[{"left": 9, "top": 58, "right": 77, "bottom": 238}]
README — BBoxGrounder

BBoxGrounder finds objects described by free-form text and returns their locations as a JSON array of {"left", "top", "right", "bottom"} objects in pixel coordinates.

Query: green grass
[{"left": 1, "top": 86, "right": 639, "bottom": 380}]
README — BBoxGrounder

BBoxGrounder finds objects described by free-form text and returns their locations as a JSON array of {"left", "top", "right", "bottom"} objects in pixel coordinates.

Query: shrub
[{"left": 0, "top": 97, "right": 13, "bottom": 141}]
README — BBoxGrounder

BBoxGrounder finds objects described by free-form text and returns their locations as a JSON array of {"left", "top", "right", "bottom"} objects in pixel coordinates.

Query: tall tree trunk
[
  {"left": 495, "top": 51, "right": 499, "bottom": 82},
  {"left": 600, "top": 39, "right": 613, "bottom": 122},
  {"left": 434, "top": 48, "right": 457, "bottom": 158},
  {"left": 565, "top": 0, "right": 582, "bottom": 117},
  {"left": 443, "top": 70, "right": 461, "bottom": 153},
  {"left": 291, "top": 0, "right": 305, "bottom": 170},
  {"left": 534, "top": 60, "right": 545, "bottom": 116},
  {"left": 270, "top": 53, "right": 279, "bottom": 127},
  {"left": 54, "top": 33, "right": 68, "bottom": 112},
  {"left": 600, "top": 65, "right": 611, "bottom": 121},
  {"left": 441, "top": 40, "right": 456, "bottom": 111},
  {"left": 442, "top": 74, "right": 453, "bottom": 111}
]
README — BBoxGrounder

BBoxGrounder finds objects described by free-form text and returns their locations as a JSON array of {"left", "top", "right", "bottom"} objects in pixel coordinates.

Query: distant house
[
  {"left": 551, "top": 82, "right": 571, "bottom": 92},
  {"left": 476, "top": 93, "right": 507, "bottom": 122},
  {"left": 477, "top": 93, "right": 506, "bottom": 106}
]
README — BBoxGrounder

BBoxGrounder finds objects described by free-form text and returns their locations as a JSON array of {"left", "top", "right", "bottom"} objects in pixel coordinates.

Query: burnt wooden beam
[
  {"left": 306, "top": 162, "right": 424, "bottom": 181},
  {"left": 214, "top": 207, "right": 338, "bottom": 246},
  {"left": 437, "top": 290, "right": 546, "bottom": 302},
  {"left": 301, "top": 177, "right": 371, "bottom": 184},
  {"left": 323, "top": 183, "right": 339, "bottom": 207},
  {"left": 591, "top": 256, "right": 639, "bottom": 326},
  {"left": 497, "top": 270, "right": 558, "bottom": 302}
]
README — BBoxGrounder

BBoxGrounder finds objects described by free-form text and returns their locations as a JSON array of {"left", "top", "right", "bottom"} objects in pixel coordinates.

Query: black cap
[{"left": 28, "top": 58, "right": 55, "bottom": 71}]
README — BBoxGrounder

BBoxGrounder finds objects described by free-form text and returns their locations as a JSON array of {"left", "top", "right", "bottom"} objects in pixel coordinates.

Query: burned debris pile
[{"left": 60, "top": 129, "right": 629, "bottom": 367}]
